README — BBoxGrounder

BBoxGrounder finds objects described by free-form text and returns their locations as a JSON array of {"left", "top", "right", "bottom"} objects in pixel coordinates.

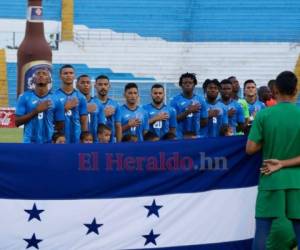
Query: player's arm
[
  {"left": 115, "top": 122, "right": 122, "bottom": 142},
  {"left": 236, "top": 104, "right": 246, "bottom": 133},
  {"left": 245, "top": 140, "right": 262, "bottom": 154},
  {"left": 262, "top": 156, "right": 300, "bottom": 175},
  {"left": 78, "top": 94, "right": 88, "bottom": 131},
  {"left": 200, "top": 100, "right": 208, "bottom": 127},
  {"left": 15, "top": 100, "right": 51, "bottom": 127},
  {"left": 122, "top": 119, "right": 140, "bottom": 132},
  {"left": 80, "top": 115, "right": 88, "bottom": 132},
  {"left": 245, "top": 112, "right": 262, "bottom": 155}
]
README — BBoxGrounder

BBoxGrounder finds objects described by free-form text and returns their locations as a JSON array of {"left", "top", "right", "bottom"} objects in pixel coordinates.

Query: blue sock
[{"left": 252, "top": 218, "right": 273, "bottom": 250}]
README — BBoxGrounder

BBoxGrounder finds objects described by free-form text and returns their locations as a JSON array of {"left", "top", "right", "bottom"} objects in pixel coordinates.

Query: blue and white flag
[{"left": 0, "top": 136, "right": 261, "bottom": 249}]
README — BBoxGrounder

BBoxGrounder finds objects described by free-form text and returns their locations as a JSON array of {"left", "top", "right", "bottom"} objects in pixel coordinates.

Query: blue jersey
[
  {"left": 119, "top": 105, "right": 149, "bottom": 141},
  {"left": 247, "top": 99, "right": 265, "bottom": 124},
  {"left": 143, "top": 103, "right": 177, "bottom": 138},
  {"left": 16, "top": 90, "right": 65, "bottom": 143},
  {"left": 100, "top": 98, "right": 121, "bottom": 142},
  {"left": 170, "top": 94, "right": 208, "bottom": 138},
  {"left": 55, "top": 89, "right": 87, "bottom": 143},
  {"left": 221, "top": 99, "right": 245, "bottom": 134},
  {"left": 87, "top": 97, "right": 106, "bottom": 142},
  {"left": 202, "top": 100, "right": 228, "bottom": 137}
]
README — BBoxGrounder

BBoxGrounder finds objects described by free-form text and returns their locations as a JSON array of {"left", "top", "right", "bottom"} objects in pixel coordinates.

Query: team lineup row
[{"left": 15, "top": 64, "right": 273, "bottom": 143}]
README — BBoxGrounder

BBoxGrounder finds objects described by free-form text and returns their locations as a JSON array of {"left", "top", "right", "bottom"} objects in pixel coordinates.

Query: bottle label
[
  {"left": 27, "top": 6, "right": 43, "bottom": 22},
  {"left": 21, "top": 61, "right": 52, "bottom": 92}
]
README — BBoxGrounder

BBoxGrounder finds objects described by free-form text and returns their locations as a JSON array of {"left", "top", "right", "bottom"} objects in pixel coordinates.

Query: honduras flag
[{"left": 0, "top": 136, "right": 260, "bottom": 249}]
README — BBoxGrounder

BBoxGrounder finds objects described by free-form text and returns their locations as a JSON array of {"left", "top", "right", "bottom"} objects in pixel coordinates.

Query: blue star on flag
[
  {"left": 144, "top": 199, "right": 163, "bottom": 218},
  {"left": 24, "top": 203, "right": 44, "bottom": 222},
  {"left": 23, "top": 233, "right": 43, "bottom": 249},
  {"left": 84, "top": 218, "right": 103, "bottom": 235},
  {"left": 143, "top": 229, "right": 160, "bottom": 246}
]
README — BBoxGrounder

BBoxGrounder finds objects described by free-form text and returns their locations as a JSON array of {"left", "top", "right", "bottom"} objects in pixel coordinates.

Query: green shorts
[{"left": 256, "top": 189, "right": 300, "bottom": 219}]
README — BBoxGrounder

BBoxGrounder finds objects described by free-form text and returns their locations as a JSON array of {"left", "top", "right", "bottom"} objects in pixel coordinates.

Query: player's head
[
  {"left": 179, "top": 73, "right": 197, "bottom": 94},
  {"left": 220, "top": 79, "right": 233, "bottom": 101},
  {"left": 33, "top": 68, "right": 51, "bottom": 88},
  {"left": 95, "top": 75, "right": 110, "bottom": 97},
  {"left": 203, "top": 79, "right": 220, "bottom": 100},
  {"left": 267, "top": 79, "right": 276, "bottom": 97},
  {"left": 220, "top": 124, "right": 234, "bottom": 136},
  {"left": 124, "top": 83, "right": 139, "bottom": 106},
  {"left": 121, "top": 134, "right": 138, "bottom": 142},
  {"left": 76, "top": 74, "right": 91, "bottom": 96},
  {"left": 97, "top": 124, "right": 112, "bottom": 143},
  {"left": 80, "top": 131, "right": 93, "bottom": 144},
  {"left": 52, "top": 132, "right": 66, "bottom": 144},
  {"left": 161, "top": 132, "right": 176, "bottom": 141},
  {"left": 258, "top": 86, "right": 272, "bottom": 102},
  {"left": 143, "top": 131, "right": 160, "bottom": 142},
  {"left": 151, "top": 84, "right": 165, "bottom": 105},
  {"left": 244, "top": 79, "right": 257, "bottom": 98},
  {"left": 60, "top": 64, "right": 75, "bottom": 86},
  {"left": 228, "top": 76, "right": 240, "bottom": 94},
  {"left": 275, "top": 71, "right": 298, "bottom": 96}
]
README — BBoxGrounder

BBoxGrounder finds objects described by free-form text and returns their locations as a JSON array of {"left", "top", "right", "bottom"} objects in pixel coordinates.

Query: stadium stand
[{"left": 0, "top": 0, "right": 299, "bottom": 107}]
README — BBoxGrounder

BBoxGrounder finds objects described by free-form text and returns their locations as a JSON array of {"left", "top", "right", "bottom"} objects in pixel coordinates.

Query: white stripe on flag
[{"left": 0, "top": 186, "right": 257, "bottom": 249}]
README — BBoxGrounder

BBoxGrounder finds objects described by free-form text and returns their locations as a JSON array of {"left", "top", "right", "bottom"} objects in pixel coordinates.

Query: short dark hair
[
  {"left": 97, "top": 123, "right": 111, "bottom": 134},
  {"left": 59, "top": 64, "right": 74, "bottom": 74},
  {"left": 151, "top": 83, "right": 164, "bottom": 90},
  {"left": 124, "top": 82, "right": 138, "bottom": 92},
  {"left": 52, "top": 132, "right": 65, "bottom": 142},
  {"left": 220, "top": 124, "right": 231, "bottom": 136},
  {"left": 179, "top": 73, "right": 197, "bottom": 86},
  {"left": 243, "top": 79, "right": 256, "bottom": 89},
  {"left": 121, "top": 134, "right": 138, "bottom": 142},
  {"left": 275, "top": 71, "right": 298, "bottom": 95},
  {"left": 161, "top": 132, "right": 176, "bottom": 140},
  {"left": 95, "top": 75, "right": 109, "bottom": 82},
  {"left": 80, "top": 131, "right": 93, "bottom": 141},
  {"left": 77, "top": 74, "right": 90, "bottom": 82},
  {"left": 143, "top": 131, "right": 159, "bottom": 141},
  {"left": 220, "top": 79, "right": 232, "bottom": 86},
  {"left": 267, "top": 79, "right": 276, "bottom": 88},
  {"left": 203, "top": 79, "right": 220, "bottom": 90}
]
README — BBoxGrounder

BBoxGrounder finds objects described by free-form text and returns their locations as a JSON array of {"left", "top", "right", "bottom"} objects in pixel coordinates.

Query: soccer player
[
  {"left": 143, "top": 84, "right": 177, "bottom": 138},
  {"left": 119, "top": 83, "right": 149, "bottom": 142},
  {"left": 170, "top": 73, "right": 208, "bottom": 139},
  {"left": 243, "top": 80, "right": 265, "bottom": 132},
  {"left": 15, "top": 68, "right": 64, "bottom": 143},
  {"left": 95, "top": 75, "right": 122, "bottom": 142},
  {"left": 97, "top": 124, "right": 112, "bottom": 143},
  {"left": 55, "top": 65, "right": 88, "bottom": 143},
  {"left": 220, "top": 79, "right": 245, "bottom": 135},
  {"left": 246, "top": 71, "right": 300, "bottom": 249},
  {"left": 228, "top": 76, "right": 250, "bottom": 130},
  {"left": 202, "top": 79, "right": 228, "bottom": 137},
  {"left": 76, "top": 74, "right": 106, "bottom": 142}
]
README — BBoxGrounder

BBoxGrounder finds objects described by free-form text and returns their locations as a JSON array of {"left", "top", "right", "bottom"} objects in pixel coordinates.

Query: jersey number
[{"left": 153, "top": 121, "right": 162, "bottom": 129}]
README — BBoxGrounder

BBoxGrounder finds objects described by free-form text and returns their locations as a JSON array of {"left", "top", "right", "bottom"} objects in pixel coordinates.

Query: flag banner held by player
[{"left": 0, "top": 136, "right": 261, "bottom": 249}]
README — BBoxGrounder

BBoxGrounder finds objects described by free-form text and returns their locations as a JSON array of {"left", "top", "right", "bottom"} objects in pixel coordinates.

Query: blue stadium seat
[{"left": 0, "top": 0, "right": 61, "bottom": 20}]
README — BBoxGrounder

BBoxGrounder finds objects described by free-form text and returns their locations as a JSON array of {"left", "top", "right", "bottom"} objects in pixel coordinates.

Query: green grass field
[{"left": 0, "top": 128, "right": 23, "bottom": 143}]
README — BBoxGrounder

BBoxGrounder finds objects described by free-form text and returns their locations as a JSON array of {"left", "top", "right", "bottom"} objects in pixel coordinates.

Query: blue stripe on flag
[{"left": 0, "top": 136, "right": 261, "bottom": 199}]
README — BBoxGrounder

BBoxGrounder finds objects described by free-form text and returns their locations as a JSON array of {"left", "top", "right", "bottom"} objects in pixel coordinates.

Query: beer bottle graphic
[{"left": 17, "top": 0, "right": 52, "bottom": 96}]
